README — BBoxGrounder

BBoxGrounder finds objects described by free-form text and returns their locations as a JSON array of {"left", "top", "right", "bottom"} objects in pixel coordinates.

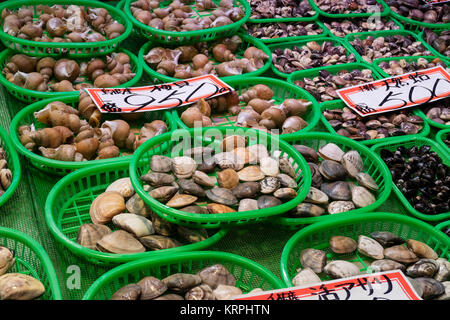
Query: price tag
[
  {"left": 336, "top": 66, "right": 450, "bottom": 117},
  {"left": 233, "top": 270, "right": 422, "bottom": 301},
  {"left": 85, "top": 74, "right": 234, "bottom": 113},
  {"left": 424, "top": 0, "right": 450, "bottom": 4}
]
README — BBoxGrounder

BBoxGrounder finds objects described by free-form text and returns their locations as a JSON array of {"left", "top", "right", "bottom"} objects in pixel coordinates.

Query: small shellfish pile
[
  {"left": 77, "top": 177, "right": 211, "bottom": 254},
  {"left": 386, "top": 0, "right": 450, "bottom": 24},
  {"left": 422, "top": 29, "right": 450, "bottom": 58},
  {"left": 179, "top": 85, "right": 313, "bottom": 135},
  {"left": 314, "top": 0, "right": 384, "bottom": 15},
  {"left": 110, "top": 264, "right": 259, "bottom": 300},
  {"left": 0, "top": 246, "right": 45, "bottom": 300},
  {"left": 293, "top": 233, "right": 449, "bottom": 300},
  {"left": 243, "top": 22, "right": 323, "bottom": 41},
  {"left": 380, "top": 145, "right": 449, "bottom": 215},
  {"left": 324, "top": 18, "right": 400, "bottom": 38},
  {"left": 377, "top": 57, "right": 448, "bottom": 76},
  {"left": 286, "top": 143, "right": 378, "bottom": 217},
  {"left": 423, "top": 100, "right": 450, "bottom": 126},
  {"left": 141, "top": 136, "right": 299, "bottom": 214},
  {"left": 0, "top": 147, "right": 12, "bottom": 197},
  {"left": 249, "top": 0, "right": 315, "bottom": 19}
]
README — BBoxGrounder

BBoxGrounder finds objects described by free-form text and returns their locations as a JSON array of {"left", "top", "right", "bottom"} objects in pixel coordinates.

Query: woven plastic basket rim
[
  {"left": 280, "top": 211, "right": 450, "bottom": 286},
  {"left": 435, "top": 129, "right": 450, "bottom": 152},
  {"left": 370, "top": 135, "right": 450, "bottom": 221},
  {"left": 271, "top": 131, "right": 393, "bottom": 226},
  {"left": 0, "top": 0, "right": 132, "bottom": 50},
  {"left": 44, "top": 161, "right": 228, "bottom": 265},
  {"left": 372, "top": 55, "right": 449, "bottom": 78},
  {"left": 172, "top": 76, "right": 322, "bottom": 138},
  {"left": 82, "top": 250, "right": 285, "bottom": 300},
  {"left": 0, "top": 48, "right": 143, "bottom": 101},
  {"left": 129, "top": 126, "right": 312, "bottom": 226},
  {"left": 310, "top": 0, "right": 390, "bottom": 18},
  {"left": 0, "top": 226, "right": 62, "bottom": 300},
  {"left": 0, "top": 126, "right": 21, "bottom": 208},
  {"left": 387, "top": 4, "right": 450, "bottom": 30},
  {"left": 319, "top": 100, "right": 431, "bottom": 146},
  {"left": 435, "top": 220, "right": 450, "bottom": 234},
  {"left": 140, "top": 33, "right": 272, "bottom": 83},
  {"left": 9, "top": 95, "right": 177, "bottom": 172},
  {"left": 124, "top": 0, "right": 251, "bottom": 38}
]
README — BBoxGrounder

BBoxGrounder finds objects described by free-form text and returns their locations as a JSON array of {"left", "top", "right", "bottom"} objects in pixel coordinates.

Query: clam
[
  {"left": 260, "top": 177, "right": 280, "bottom": 194},
  {"left": 295, "top": 203, "right": 325, "bottom": 217},
  {"left": 150, "top": 212, "right": 176, "bottom": 236},
  {"left": 172, "top": 156, "right": 197, "bottom": 179},
  {"left": 406, "top": 259, "right": 439, "bottom": 278},
  {"left": 341, "top": 150, "right": 363, "bottom": 178},
  {"left": 198, "top": 264, "right": 236, "bottom": 289},
  {"left": 193, "top": 170, "right": 216, "bottom": 187},
  {"left": 207, "top": 203, "right": 236, "bottom": 214},
  {"left": 232, "top": 182, "right": 260, "bottom": 199},
  {"left": 139, "top": 235, "right": 181, "bottom": 250},
  {"left": 217, "top": 169, "right": 239, "bottom": 189},
  {"left": 97, "top": 230, "right": 146, "bottom": 254},
  {"left": 305, "top": 187, "right": 329, "bottom": 205},
  {"left": 141, "top": 172, "right": 175, "bottom": 187},
  {"left": 0, "top": 246, "right": 15, "bottom": 276},
  {"left": 149, "top": 186, "right": 179, "bottom": 202},
  {"left": 112, "top": 214, "right": 154, "bottom": 238},
  {"left": 184, "top": 147, "right": 215, "bottom": 161},
  {"left": 415, "top": 277, "right": 445, "bottom": 300},
  {"left": 300, "top": 248, "right": 327, "bottom": 273},
  {"left": 153, "top": 293, "right": 185, "bottom": 300},
  {"left": 328, "top": 201, "right": 355, "bottom": 214},
  {"left": 185, "top": 284, "right": 215, "bottom": 300},
  {"left": 76, "top": 224, "right": 112, "bottom": 250},
  {"left": 349, "top": 184, "right": 375, "bottom": 208},
  {"left": 318, "top": 143, "right": 344, "bottom": 162},
  {"left": 274, "top": 188, "right": 297, "bottom": 199},
  {"left": 259, "top": 157, "right": 279, "bottom": 176},
  {"left": 436, "top": 281, "right": 450, "bottom": 300},
  {"left": 162, "top": 273, "right": 202, "bottom": 293},
  {"left": 257, "top": 195, "right": 282, "bottom": 209},
  {"left": 321, "top": 181, "right": 351, "bottom": 201},
  {"left": 137, "top": 276, "right": 167, "bottom": 300},
  {"left": 213, "top": 284, "right": 242, "bottom": 300},
  {"left": 370, "top": 259, "right": 406, "bottom": 273},
  {"left": 324, "top": 260, "right": 360, "bottom": 279},
  {"left": 369, "top": 231, "right": 404, "bottom": 247},
  {"left": 406, "top": 276, "right": 423, "bottom": 298},
  {"left": 384, "top": 245, "right": 419, "bottom": 264},
  {"left": 180, "top": 205, "right": 209, "bottom": 214},
  {"left": 434, "top": 258, "right": 450, "bottom": 282},
  {"left": 126, "top": 193, "right": 151, "bottom": 216},
  {"left": 205, "top": 187, "right": 238, "bottom": 206},
  {"left": 247, "top": 144, "right": 269, "bottom": 163},
  {"left": 90, "top": 191, "right": 126, "bottom": 224},
  {"left": 329, "top": 236, "right": 357, "bottom": 254},
  {"left": 111, "top": 284, "right": 141, "bottom": 300},
  {"left": 232, "top": 147, "right": 256, "bottom": 165},
  {"left": 177, "top": 179, "right": 206, "bottom": 197},
  {"left": 0, "top": 273, "right": 45, "bottom": 300},
  {"left": 238, "top": 199, "right": 259, "bottom": 212},
  {"left": 309, "top": 163, "right": 322, "bottom": 188},
  {"left": 214, "top": 152, "right": 245, "bottom": 171},
  {"left": 166, "top": 194, "right": 198, "bottom": 208},
  {"left": 177, "top": 226, "right": 208, "bottom": 243},
  {"left": 406, "top": 239, "right": 438, "bottom": 260},
  {"left": 105, "top": 178, "right": 135, "bottom": 198},
  {"left": 292, "top": 268, "right": 321, "bottom": 287},
  {"left": 197, "top": 157, "right": 216, "bottom": 173},
  {"left": 355, "top": 172, "right": 379, "bottom": 191},
  {"left": 237, "top": 166, "right": 265, "bottom": 182},
  {"left": 150, "top": 155, "right": 173, "bottom": 173},
  {"left": 279, "top": 158, "right": 296, "bottom": 178},
  {"left": 294, "top": 145, "right": 319, "bottom": 163},
  {"left": 319, "top": 160, "right": 347, "bottom": 181},
  {"left": 220, "top": 135, "right": 246, "bottom": 152},
  {"left": 277, "top": 173, "right": 297, "bottom": 188},
  {"left": 357, "top": 235, "right": 384, "bottom": 260}
]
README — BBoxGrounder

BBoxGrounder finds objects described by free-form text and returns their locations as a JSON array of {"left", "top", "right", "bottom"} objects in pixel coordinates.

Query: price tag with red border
[
  {"left": 424, "top": 0, "right": 450, "bottom": 4},
  {"left": 336, "top": 66, "right": 450, "bottom": 117},
  {"left": 85, "top": 74, "right": 233, "bottom": 113},
  {"left": 233, "top": 270, "right": 422, "bottom": 300}
]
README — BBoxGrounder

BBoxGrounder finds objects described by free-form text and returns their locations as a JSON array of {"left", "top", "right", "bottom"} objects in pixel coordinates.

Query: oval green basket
[
  {"left": 311, "top": 0, "right": 390, "bottom": 18},
  {"left": 436, "top": 129, "right": 450, "bottom": 152},
  {"left": 45, "top": 161, "right": 227, "bottom": 266},
  {"left": 173, "top": 77, "right": 321, "bottom": 139},
  {"left": 82, "top": 251, "right": 284, "bottom": 299},
  {"left": 280, "top": 212, "right": 450, "bottom": 287},
  {"left": 10, "top": 95, "right": 177, "bottom": 176},
  {"left": 373, "top": 55, "right": 450, "bottom": 78},
  {"left": 371, "top": 136, "right": 450, "bottom": 222},
  {"left": 124, "top": 0, "right": 251, "bottom": 44},
  {"left": 0, "top": 126, "right": 21, "bottom": 208},
  {"left": 130, "top": 127, "right": 311, "bottom": 229},
  {"left": 271, "top": 132, "right": 392, "bottom": 230},
  {"left": 322, "top": 16, "right": 404, "bottom": 38},
  {"left": 0, "top": 48, "right": 143, "bottom": 104},
  {"left": 0, "top": 226, "right": 62, "bottom": 300},
  {"left": 320, "top": 100, "right": 431, "bottom": 146},
  {"left": 0, "top": 0, "right": 132, "bottom": 58},
  {"left": 140, "top": 34, "right": 271, "bottom": 83}
]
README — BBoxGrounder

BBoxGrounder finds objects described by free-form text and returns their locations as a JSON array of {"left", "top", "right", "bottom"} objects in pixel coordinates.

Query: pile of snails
[{"left": 0, "top": 148, "right": 12, "bottom": 197}]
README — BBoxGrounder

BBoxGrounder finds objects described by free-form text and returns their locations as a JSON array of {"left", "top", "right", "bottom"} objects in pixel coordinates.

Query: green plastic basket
[
  {"left": 435, "top": 220, "right": 450, "bottom": 237},
  {"left": 0, "top": 0, "right": 132, "bottom": 58},
  {"left": 45, "top": 161, "right": 227, "bottom": 266},
  {"left": 271, "top": 132, "right": 392, "bottom": 230},
  {"left": 287, "top": 62, "right": 384, "bottom": 103},
  {"left": 319, "top": 100, "right": 431, "bottom": 146},
  {"left": 436, "top": 129, "right": 450, "bottom": 152},
  {"left": 124, "top": 0, "right": 251, "bottom": 44},
  {"left": 0, "top": 126, "right": 21, "bottom": 208},
  {"left": 418, "top": 29, "right": 450, "bottom": 62},
  {"left": 267, "top": 37, "right": 360, "bottom": 78},
  {"left": 10, "top": 95, "right": 177, "bottom": 176},
  {"left": 322, "top": 17, "right": 404, "bottom": 38},
  {"left": 371, "top": 136, "right": 450, "bottom": 222},
  {"left": 0, "top": 48, "right": 143, "bottom": 104},
  {"left": 82, "top": 251, "right": 284, "bottom": 299},
  {"left": 0, "top": 226, "right": 62, "bottom": 300},
  {"left": 373, "top": 55, "right": 449, "bottom": 78},
  {"left": 247, "top": 0, "right": 319, "bottom": 23},
  {"left": 129, "top": 127, "right": 312, "bottom": 229},
  {"left": 280, "top": 212, "right": 450, "bottom": 287},
  {"left": 173, "top": 77, "right": 321, "bottom": 139},
  {"left": 311, "top": 0, "right": 390, "bottom": 18},
  {"left": 140, "top": 34, "right": 272, "bottom": 83}
]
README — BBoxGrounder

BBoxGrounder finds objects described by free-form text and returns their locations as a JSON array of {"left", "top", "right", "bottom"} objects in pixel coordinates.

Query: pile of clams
[
  {"left": 0, "top": 246, "right": 45, "bottom": 300},
  {"left": 422, "top": 29, "right": 450, "bottom": 58},
  {"left": 324, "top": 18, "right": 400, "bottom": 38},
  {"left": 111, "top": 264, "right": 260, "bottom": 300},
  {"left": 285, "top": 143, "right": 378, "bottom": 217},
  {"left": 293, "top": 233, "right": 449, "bottom": 300},
  {"left": 424, "top": 100, "right": 450, "bottom": 126},
  {"left": 140, "top": 135, "right": 300, "bottom": 214},
  {"left": 0, "top": 147, "right": 12, "bottom": 197},
  {"left": 377, "top": 57, "right": 448, "bottom": 76},
  {"left": 77, "top": 177, "right": 212, "bottom": 254}
]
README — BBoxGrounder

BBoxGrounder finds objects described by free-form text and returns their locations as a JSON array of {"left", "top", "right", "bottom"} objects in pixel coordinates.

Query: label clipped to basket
[
  {"left": 233, "top": 270, "right": 422, "bottom": 300},
  {"left": 336, "top": 66, "right": 450, "bottom": 117},
  {"left": 85, "top": 74, "right": 233, "bottom": 113}
]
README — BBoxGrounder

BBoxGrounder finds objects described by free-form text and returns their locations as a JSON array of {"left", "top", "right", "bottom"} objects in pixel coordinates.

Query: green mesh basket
[
  {"left": 436, "top": 129, "right": 450, "bottom": 152},
  {"left": 124, "top": 0, "right": 251, "bottom": 44},
  {"left": 373, "top": 55, "right": 449, "bottom": 78},
  {"left": 45, "top": 161, "right": 227, "bottom": 266},
  {"left": 271, "top": 132, "right": 392, "bottom": 230},
  {"left": 0, "top": 48, "right": 143, "bottom": 104},
  {"left": 173, "top": 77, "right": 321, "bottom": 139},
  {"left": 82, "top": 251, "right": 284, "bottom": 299},
  {"left": 280, "top": 212, "right": 450, "bottom": 287},
  {"left": 0, "top": 0, "right": 132, "bottom": 58},
  {"left": 267, "top": 37, "right": 360, "bottom": 78},
  {"left": 322, "top": 17, "right": 404, "bottom": 38},
  {"left": 140, "top": 34, "right": 272, "bottom": 83},
  {"left": 0, "top": 126, "right": 21, "bottom": 208},
  {"left": 10, "top": 95, "right": 177, "bottom": 176},
  {"left": 311, "top": 0, "right": 390, "bottom": 18},
  {"left": 371, "top": 136, "right": 450, "bottom": 222},
  {"left": 0, "top": 227, "right": 62, "bottom": 300},
  {"left": 418, "top": 29, "right": 450, "bottom": 62},
  {"left": 319, "top": 100, "right": 431, "bottom": 146},
  {"left": 129, "top": 127, "right": 312, "bottom": 229}
]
